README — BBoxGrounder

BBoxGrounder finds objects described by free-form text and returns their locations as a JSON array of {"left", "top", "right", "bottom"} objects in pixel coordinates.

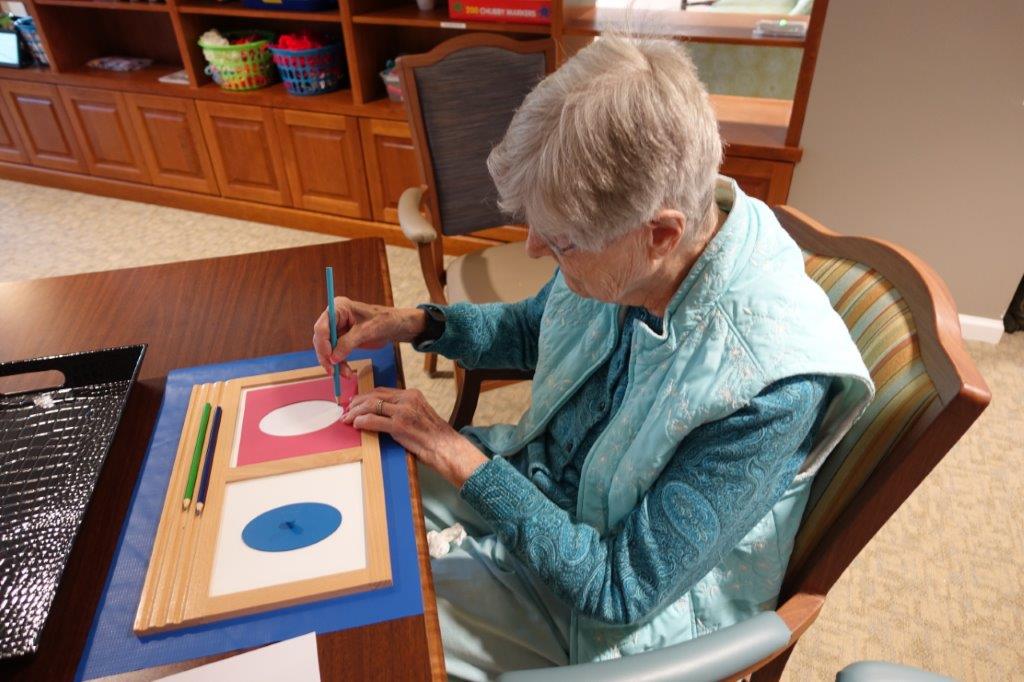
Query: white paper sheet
[
  {"left": 208, "top": 462, "right": 367, "bottom": 597},
  {"left": 157, "top": 632, "right": 321, "bottom": 682}
]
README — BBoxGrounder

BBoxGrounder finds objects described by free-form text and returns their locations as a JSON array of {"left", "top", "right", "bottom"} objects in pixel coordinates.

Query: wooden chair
[
  {"left": 395, "top": 34, "right": 557, "bottom": 428},
  {"left": 493, "top": 206, "right": 991, "bottom": 681}
]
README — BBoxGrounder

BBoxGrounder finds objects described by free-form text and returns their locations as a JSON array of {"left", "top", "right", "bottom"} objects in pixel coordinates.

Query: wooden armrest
[
  {"left": 775, "top": 591, "right": 825, "bottom": 642},
  {"left": 398, "top": 186, "right": 438, "bottom": 244},
  {"left": 729, "top": 592, "right": 826, "bottom": 681},
  {"left": 397, "top": 185, "right": 446, "bottom": 303}
]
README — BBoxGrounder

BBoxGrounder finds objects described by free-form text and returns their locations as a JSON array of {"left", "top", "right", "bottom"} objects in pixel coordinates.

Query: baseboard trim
[{"left": 959, "top": 315, "right": 1004, "bottom": 344}]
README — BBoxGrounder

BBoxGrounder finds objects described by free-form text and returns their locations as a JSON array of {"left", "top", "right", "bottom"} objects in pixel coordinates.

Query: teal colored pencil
[
  {"left": 326, "top": 266, "right": 341, "bottom": 403},
  {"left": 183, "top": 402, "right": 212, "bottom": 510}
]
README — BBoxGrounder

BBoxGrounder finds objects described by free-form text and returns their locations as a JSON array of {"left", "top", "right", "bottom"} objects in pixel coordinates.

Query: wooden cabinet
[
  {"left": 359, "top": 118, "right": 421, "bottom": 224},
  {"left": 60, "top": 86, "right": 150, "bottom": 183},
  {"left": 195, "top": 101, "right": 290, "bottom": 206},
  {"left": 274, "top": 110, "right": 370, "bottom": 219},
  {"left": 0, "top": 81, "right": 84, "bottom": 173},
  {"left": 125, "top": 93, "right": 219, "bottom": 195},
  {"left": 0, "top": 0, "right": 827, "bottom": 262},
  {"left": 720, "top": 156, "right": 794, "bottom": 206},
  {"left": 0, "top": 90, "right": 27, "bottom": 164}
]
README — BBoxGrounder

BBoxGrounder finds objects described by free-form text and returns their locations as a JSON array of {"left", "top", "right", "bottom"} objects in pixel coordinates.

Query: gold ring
[{"left": 375, "top": 398, "right": 385, "bottom": 417}]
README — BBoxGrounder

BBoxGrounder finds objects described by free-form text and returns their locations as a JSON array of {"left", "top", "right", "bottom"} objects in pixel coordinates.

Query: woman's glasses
[{"left": 538, "top": 232, "right": 577, "bottom": 256}]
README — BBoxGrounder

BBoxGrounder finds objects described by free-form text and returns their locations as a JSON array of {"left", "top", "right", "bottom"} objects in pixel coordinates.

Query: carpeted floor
[{"left": 2, "top": 178, "right": 1020, "bottom": 680}]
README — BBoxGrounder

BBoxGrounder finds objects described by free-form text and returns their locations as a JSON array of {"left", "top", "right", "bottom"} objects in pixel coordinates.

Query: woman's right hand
[{"left": 313, "top": 298, "right": 426, "bottom": 378}]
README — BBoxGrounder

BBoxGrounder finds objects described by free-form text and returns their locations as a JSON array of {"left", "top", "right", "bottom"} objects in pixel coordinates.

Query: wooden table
[{"left": 0, "top": 240, "right": 445, "bottom": 681}]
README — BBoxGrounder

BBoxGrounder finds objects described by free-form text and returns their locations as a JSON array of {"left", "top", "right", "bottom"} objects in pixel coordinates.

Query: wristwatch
[{"left": 413, "top": 304, "right": 446, "bottom": 349}]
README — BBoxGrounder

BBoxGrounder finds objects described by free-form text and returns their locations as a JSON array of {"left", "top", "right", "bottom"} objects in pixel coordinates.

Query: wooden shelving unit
[
  {"left": 34, "top": 0, "right": 171, "bottom": 12},
  {"left": 0, "top": 0, "right": 830, "bottom": 251},
  {"left": 352, "top": 6, "right": 549, "bottom": 35},
  {"left": 562, "top": 6, "right": 807, "bottom": 47},
  {"left": 177, "top": 0, "right": 342, "bottom": 22},
  {"left": 710, "top": 94, "right": 793, "bottom": 156},
  {"left": 58, "top": 63, "right": 189, "bottom": 88}
]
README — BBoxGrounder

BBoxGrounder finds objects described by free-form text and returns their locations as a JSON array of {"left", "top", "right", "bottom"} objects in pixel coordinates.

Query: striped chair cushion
[{"left": 788, "top": 253, "right": 940, "bottom": 573}]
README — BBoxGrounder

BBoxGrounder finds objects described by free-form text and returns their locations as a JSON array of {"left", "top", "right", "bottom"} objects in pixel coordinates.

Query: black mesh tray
[{"left": 0, "top": 345, "right": 146, "bottom": 659}]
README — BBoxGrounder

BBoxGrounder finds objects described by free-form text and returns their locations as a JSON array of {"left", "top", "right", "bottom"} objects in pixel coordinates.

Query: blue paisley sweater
[{"left": 420, "top": 278, "right": 829, "bottom": 627}]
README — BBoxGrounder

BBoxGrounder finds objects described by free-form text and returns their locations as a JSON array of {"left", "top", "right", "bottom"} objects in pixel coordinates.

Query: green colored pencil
[{"left": 183, "top": 402, "right": 212, "bottom": 510}]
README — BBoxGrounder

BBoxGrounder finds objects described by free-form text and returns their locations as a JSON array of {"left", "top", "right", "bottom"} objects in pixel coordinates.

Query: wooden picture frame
[{"left": 134, "top": 360, "right": 391, "bottom": 635}]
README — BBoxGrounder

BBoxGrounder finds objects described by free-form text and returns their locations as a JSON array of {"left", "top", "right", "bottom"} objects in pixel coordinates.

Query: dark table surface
[{"left": 0, "top": 239, "right": 444, "bottom": 681}]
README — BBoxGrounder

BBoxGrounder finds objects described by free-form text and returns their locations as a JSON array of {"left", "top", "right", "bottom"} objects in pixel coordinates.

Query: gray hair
[{"left": 487, "top": 36, "right": 723, "bottom": 252}]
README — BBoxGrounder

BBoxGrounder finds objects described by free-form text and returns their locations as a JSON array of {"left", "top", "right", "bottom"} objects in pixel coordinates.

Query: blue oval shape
[{"left": 241, "top": 502, "right": 342, "bottom": 553}]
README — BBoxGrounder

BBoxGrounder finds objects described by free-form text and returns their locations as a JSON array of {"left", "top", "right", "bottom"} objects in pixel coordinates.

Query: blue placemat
[{"left": 77, "top": 349, "right": 424, "bottom": 680}]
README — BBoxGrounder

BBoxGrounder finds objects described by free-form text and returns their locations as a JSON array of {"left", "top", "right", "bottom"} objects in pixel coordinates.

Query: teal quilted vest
[{"left": 465, "top": 178, "right": 874, "bottom": 662}]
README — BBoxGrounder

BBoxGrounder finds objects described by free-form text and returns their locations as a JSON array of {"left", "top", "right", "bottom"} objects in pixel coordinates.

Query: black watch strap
[{"left": 413, "top": 305, "right": 446, "bottom": 348}]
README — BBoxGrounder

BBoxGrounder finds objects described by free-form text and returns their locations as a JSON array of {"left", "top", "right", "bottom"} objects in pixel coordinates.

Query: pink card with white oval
[{"left": 235, "top": 375, "right": 361, "bottom": 467}]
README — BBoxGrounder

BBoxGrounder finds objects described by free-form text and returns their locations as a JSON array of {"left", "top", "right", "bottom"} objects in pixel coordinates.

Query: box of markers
[{"left": 449, "top": 0, "right": 552, "bottom": 25}]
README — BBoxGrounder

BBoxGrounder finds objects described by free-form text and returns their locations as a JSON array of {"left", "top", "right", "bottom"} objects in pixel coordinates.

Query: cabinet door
[
  {"left": 195, "top": 101, "right": 289, "bottom": 206},
  {"left": 274, "top": 109, "right": 370, "bottom": 219},
  {"left": 1, "top": 80, "right": 84, "bottom": 172},
  {"left": 359, "top": 118, "right": 421, "bottom": 224},
  {"left": 0, "top": 89, "right": 28, "bottom": 164},
  {"left": 720, "top": 156, "right": 794, "bottom": 206},
  {"left": 60, "top": 86, "right": 150, "bottom": 183},
  {"left": 125, "top": 93, "right": 219, "bottom": 195}
]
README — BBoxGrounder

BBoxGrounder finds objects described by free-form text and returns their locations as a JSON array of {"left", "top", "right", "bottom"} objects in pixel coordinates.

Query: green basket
[{"left": 199, "top": 30, "right": 277, "bottom": 91}]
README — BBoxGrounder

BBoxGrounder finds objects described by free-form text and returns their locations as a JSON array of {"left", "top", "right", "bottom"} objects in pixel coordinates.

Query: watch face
[
  {"left": 414, "top": 306, "right": 446, "bottom": 347},
  {"left": 426, "top": 307, "right": 446, "bottom": 335}
]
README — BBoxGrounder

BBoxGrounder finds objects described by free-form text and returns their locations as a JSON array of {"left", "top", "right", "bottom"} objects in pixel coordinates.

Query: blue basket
[{"left": 269, "top": 42, "right": 345, "bottom": 97}]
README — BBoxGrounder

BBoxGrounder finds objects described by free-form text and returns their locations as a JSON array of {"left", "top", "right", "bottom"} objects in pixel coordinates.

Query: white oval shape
[{"left": 258, "top": 400, "right": 344, "bottom": 437}]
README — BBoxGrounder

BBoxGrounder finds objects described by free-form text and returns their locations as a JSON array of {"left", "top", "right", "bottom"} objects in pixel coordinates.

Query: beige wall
[{"left": 789, "top": 0, "right": 1024, "bottom": 320}]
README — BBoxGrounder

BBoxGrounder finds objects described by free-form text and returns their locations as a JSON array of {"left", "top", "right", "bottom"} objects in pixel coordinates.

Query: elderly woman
[{"left": 313, "top": 36, "right": 873, "bottom": 679}]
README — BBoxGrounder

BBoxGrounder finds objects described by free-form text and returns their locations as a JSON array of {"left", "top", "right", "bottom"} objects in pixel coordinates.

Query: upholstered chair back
[
  {"left": 407, "top": 45, "right": 546, "bottom": 236},
  {"left": 791, "top": 253, "right": 939, "bottom": 570},
  {"left": 774, "top": 206, "right": 988, "bottom": 594}
]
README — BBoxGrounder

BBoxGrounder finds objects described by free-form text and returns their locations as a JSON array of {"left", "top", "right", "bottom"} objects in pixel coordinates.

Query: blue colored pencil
[
  {"left": 325, "top": 266, "right": 341, "bottom": 404},
  {"left": 195, "top": 406, "right": 222, "bottom": 515}
]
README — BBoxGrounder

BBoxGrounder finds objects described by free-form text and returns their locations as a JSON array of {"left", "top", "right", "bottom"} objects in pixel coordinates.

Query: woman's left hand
[{"left": 344, "top": 387, "right": 488, "bottom": 488}]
